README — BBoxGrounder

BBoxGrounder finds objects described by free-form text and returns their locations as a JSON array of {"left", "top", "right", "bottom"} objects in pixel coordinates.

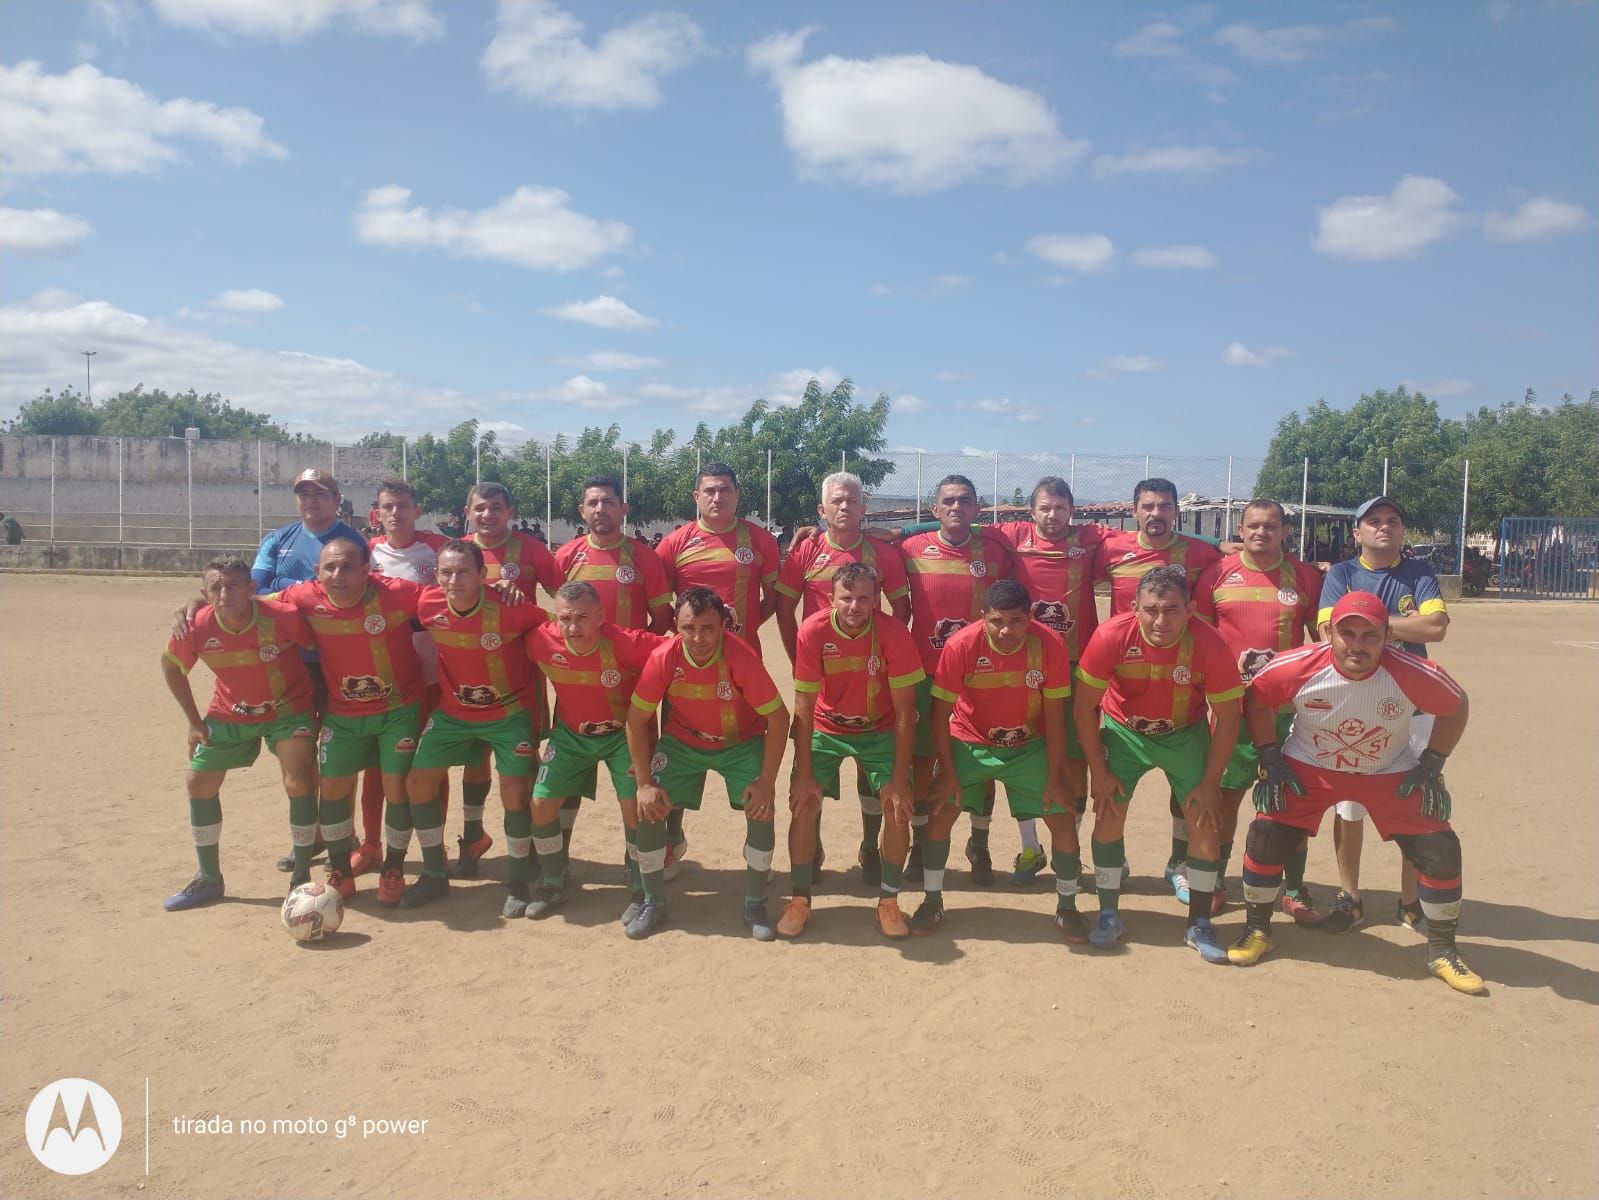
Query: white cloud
[
  {"left": 0, "top": 289, "right": 468, "bottom": 439},
  {"left": 557, "top": 350, "right": 663, "bottom": 371},
  {"left": 748, "top": 28, "right": 1087, "bottom": 192},
  {"left": 1113, "top": 20, "right": 1237, "bottom": 94},
  {"left": 1132, "top": 244, "right": 1217, "bottom": 269},
  {"left": 1027, "top": 233, "right": 1115, "bottom": 273},
  {"left": 0, "top": 207, "right": 91, "bottom": 254},
  {"left": 1401, "top": 377, "right": 1473, "bottom": 398},
  {"left": 960, "top": 396, "right": 1043, "bottom": 423},
  {"left": 150, "top": 0, "right": 442, "bottom": 39},
  {"left": 1313, "top": 175, "right": 1467, "bottom": 261},
  {"left": 544, "top": 295, "right": 658, "bottom": 331},
  {"left": 1087, "top": 354, "right": 1163, "bottom": 382},
  {"left": 0, "top": 61, "right": 286, "bottom": 177},
  {"left": 353, "top": 184, "right": 631, "bottom": 272},
  {"left": 766, "top": 367, "right": 844, "bottom": 406},
  {"left": 1483, "top": 197, "right": 1590, "bottom": 243},
  {"left": 932, "top": 272, "right": 970, "bottom": 294},
  {"left": 215, "top": 288, "right": 284, "bottom": 313},
  {"left": 960, "top": 446, "right": 998, "bottom": 457},
  {"left": 894, "top": 393, "right": 925, "bottom": 415},
  {"left": 483, "top": 0, "right": 704, "bottom": 110},
  {"left": 635, "top": 367, "right": 841, "bottom": 418},
  {"left": 1093, "top": 143, "right": 1258, "bottom": 179},
  {"left": 935, "top": 368, "right": 973, "bottom": 383},
  {"left": 869, "top": 282, "right": 893, "bottom": 297},
  {"left": 548, "top": 373, "right": 632, "bottom": 410},
  {"left": 1213, "top": 17, "right": 1397, "bottom": 64},
  {"left": 1222, "top": 341, "right": 1290, "bottom": 368}
]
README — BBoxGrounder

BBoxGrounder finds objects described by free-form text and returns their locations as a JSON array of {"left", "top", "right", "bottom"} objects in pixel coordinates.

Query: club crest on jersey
[
  {"left": 614, "top": 565, "right": 636, "bottom": 584},
  {"left": 930, "top": 616, "right": 967, "bottom": 649},
  {"left": 1378, "top": 697, "right": 1404, "bottom": 720},
  {"left": 363, "top": 613, "right": 387, "bottom": 635},
  {"left": 541, "top": 743, "right": 556, "bottom": 763},
  {"left": 203, "top": 636, "right": 224, "bottom": 651},
  {"left": 650, "top": 751, "right": 669, "bottom": 774},
  {"left": 1277, "top": 588, "right": 1299, "bottom": 606},
  {"left": 457, "top": 684, "right": 500, "bottom": 708},
  {"left": 969, "top": 560, "right": 988, "bottom": 579},
  {"left": 422, "top": 717, "right": 436, "bottom": 733},
  {"left": 258, "top": 643, "right": 281, "bottom": 662},
  {"left": 733, "top": 546, "right": 756, "bottom": 565},
  {"left": 1171, "top": 666, "right": 1194, "bottom": 685},
  {"left": 988, "top": 726, "right": 1031, "bottom": 748},
  {"left": 480, "top": 632, "right": 503, "bottom": 651},
  {"left": 500, "top": 562, "right": 522, "bottom": 582},
  {"left": 317, "top": 726, "right": 334, "bottom": 744},
  {"left": 1397, "top": 593, "right": 1417, "bottom": 616},
  {"left": 514, "top": 741, "right": 535, "bottom": 758},
  {"left": 866, "top": 655, "right": 882, "bottom": 676},
  {"left": 1068, "top": 546, "right": 1088, "bottom": 559},
  {"left": 341, "top": 675, "right": 390, "bottom": 703},
  {"left": 599, "top": 668, "right": 623, "bottom": 688},
  {"left": 715, "top": 681, "right": 735, "bottom": 701},
  {"left": 1025, "top": 669, "right": 1045, "bottom": 689}
]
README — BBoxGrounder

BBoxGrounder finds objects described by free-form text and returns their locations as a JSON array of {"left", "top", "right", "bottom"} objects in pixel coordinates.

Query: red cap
[{"left": 1330, "top": 590, "right": 1390, "bottom": 629}]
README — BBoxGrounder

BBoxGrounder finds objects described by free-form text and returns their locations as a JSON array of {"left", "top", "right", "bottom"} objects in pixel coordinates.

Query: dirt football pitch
[{"left": 2, "top": 574, "right": 1595, "bottom": 1199}]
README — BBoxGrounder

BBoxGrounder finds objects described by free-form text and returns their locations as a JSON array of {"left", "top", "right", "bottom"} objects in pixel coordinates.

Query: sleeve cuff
[
  {"left": 754, "top": 696, "right": 784, "bottom": 716},
  {"left": 1075, "top": 667, "right": 1110, "bottom": 689},
  {"left": 792, "top": 680, "right": 821, "bottom": 694},
  {"left": 774, "top": 582, "right": 801, "bottom": 599},
  {"left": 929, "top": 685, "right": 958, "bottom": 703},
  {"left": 1418, "top": 598, "right": 1448, "bottom": 616},
  {"left": 1042, "top": 685, "right": 1071, "bottom": 700},
  {"left": 629, "top": 693, "right": 660, "bottom": 714},
  {"left": 885, "top": 586, "right": 910, "bottom": 601},
  {"left": 1316, "top": 606, "right": 1333, "bottom": 626},
  {"left": 162, "top": 650, "right": 191, "bottom": 674},
  {"left": 888, "top": 669, "right": 925, "bottom": 688},
  {"left": 1206, "top": 685, "right": 1245, "bottom": 704}
]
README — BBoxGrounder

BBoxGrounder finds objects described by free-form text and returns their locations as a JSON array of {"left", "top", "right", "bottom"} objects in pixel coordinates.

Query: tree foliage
[
  {"left": 4, "top": 385, "right": 304, "bottom": 441},
  {"left": 1258, "top": 386, "right": 1597, "bottom": 535}
]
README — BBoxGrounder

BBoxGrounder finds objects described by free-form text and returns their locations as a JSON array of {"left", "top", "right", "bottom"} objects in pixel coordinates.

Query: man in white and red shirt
[{"left": 1228, "top": 591, "right": 1482, "bottom": 994}]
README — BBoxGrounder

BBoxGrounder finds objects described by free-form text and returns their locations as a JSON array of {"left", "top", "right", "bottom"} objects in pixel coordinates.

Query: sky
[{"left": 1, "top": 0, "right": 1594, "bottom": 457}]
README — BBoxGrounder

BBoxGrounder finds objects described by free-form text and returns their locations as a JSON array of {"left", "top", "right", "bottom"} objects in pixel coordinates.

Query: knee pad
[
  {"left": 1397, "top": 830, "right": 1462, "bottom": 881},
  {"left": 1244, "top": 819, "right": 1302, "bottom": 866}
]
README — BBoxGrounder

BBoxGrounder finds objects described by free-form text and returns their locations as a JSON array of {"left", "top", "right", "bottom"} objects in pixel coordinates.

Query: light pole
[{"left": 81, "top": 350, "right": 96, "bottom": 403}]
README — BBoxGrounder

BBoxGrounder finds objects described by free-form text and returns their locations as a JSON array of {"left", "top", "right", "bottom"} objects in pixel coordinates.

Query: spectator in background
[{"left": 1, "top": 512, "right": 23, "bottom": 544}]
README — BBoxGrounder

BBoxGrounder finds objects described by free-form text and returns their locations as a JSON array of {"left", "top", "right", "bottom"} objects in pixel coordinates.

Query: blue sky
[{"left": 1, "top": 0, "right": 1594, "bottom": 456}]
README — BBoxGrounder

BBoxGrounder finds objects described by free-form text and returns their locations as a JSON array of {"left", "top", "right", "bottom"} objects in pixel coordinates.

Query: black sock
[
  {"left": 1246, "top": 901, "right": 1274, "bottom": 933},
  {"left": 1427, "top": 917, "right": 1458, "bottom": 959}
]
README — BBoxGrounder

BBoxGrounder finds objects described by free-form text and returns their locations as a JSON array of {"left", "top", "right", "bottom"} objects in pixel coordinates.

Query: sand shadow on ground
[
  {"left": 1342, "top": 887, "right": 1599, "bottom": 947},
  {"left": 296, "top": 931, "right": 373, "bottom": 951}
]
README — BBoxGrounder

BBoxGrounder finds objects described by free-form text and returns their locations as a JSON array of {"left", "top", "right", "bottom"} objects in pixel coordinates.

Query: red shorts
[{"left": 1266, "top": 762, "right": 1451, "bottom": 841}]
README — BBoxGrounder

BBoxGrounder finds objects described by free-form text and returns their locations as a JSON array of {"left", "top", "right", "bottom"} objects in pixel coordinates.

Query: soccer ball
[{"left": 281, "top": 882, "right": 344, "bottom": 942}]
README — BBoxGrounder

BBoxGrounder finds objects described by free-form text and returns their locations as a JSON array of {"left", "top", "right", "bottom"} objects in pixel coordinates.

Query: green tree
[
  {"left": 398, "top": 420, "right": 502, "bottom": 517},
  {"left": 1448, "top": 390, "right": 1599, "bottom": 531},
  {"left": 4, "top": 384, "right": 299, "bottom": 440},
  {"left": 2, "top": 387, "right": 101, "bottom": 434}
]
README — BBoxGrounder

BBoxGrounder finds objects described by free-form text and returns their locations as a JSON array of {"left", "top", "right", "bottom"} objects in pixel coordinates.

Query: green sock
[
  {"left": 1218, "top": 839, "right": 1234, "bottom": 885},
  {"left": 1093, "top": 838, "right": 1127, "bottom": 912},
  {"left": 288, "top": 793, "right": 318, "bottom": 874},
  {"left": 559, "top": 796, "right": 581, "bottom": 855},
  {"left": 499, "top": 808, "right": 531, "bottom": 884},
  {"left": 383, "top": 802, "right": 413, "bottom": 870},
  {"left": 319, "top": 793, "right": 354, "bottom": 872},
  {"left": 189, "top": 795, "right": 222, "bottom": 881},
  {"left": 861, "top": 804, "right": 883, "bottom": 853},
  {"left": 880, "top": 857, "right": 904, "bottom": 895},
  {"left": 666, "top": 806, "right": 685, "bottom": 843},
  {"left": 624, "top": 827, "right": 642, "bottom": 895},
  {"left": 744, "top": 817, "right": 775, "bottom": 903},
  {"left": 791, "top": 859, "right": 814, "bottom": 895},
  {"left": 532, "top": 816, "right": 564, "bottom": 888},
  {"left": 412, "top": 797, "right": 446, "bottom": 878},
  {"left": 1052, "top": 850, "right": 1082, "bottom": 910},
  {"left": 462, "top": 780, "right": 491, "bottom": 843},
  {"left": 637, "top": 819, "right": 667, "bottom": 901},
  {"left": 1284, "top": 845, "right": 1309, "bottom": 894}
]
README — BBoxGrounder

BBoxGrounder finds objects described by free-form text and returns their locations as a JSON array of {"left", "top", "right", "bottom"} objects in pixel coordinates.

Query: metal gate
[{"left": 1499, "top": 518, "right": 1599, "bottom": 600}]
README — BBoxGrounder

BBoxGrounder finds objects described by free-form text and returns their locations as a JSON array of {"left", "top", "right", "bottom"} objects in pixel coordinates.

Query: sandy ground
[{"left": 1, "top": 574, "right": 1595, "bottom": 1200}]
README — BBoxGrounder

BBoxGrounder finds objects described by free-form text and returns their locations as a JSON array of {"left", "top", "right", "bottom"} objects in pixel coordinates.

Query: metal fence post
[
  {"left": 331, "top": 443, "right": 338, "bottom": 484},
  {"left": 186, "top": 438, "right": 195, "bottom": 549},
  {"left": 766, "top": 448, "right": 773, "bottom": 529},
  {"left": 622, "top": 444, "right": 630, "bottom": 503},
  {"left": 1299, "top": 456, "right": 1309, "bottom": 558},
  {"left": 1382, "top": 456, "right": 1389, "bottom": 496},
  {"left": 1069, "top": 452, "right": 1076, "bottom": 494},
  {"left": 475, "top": 438, "right": 482, "bottom": 486},
  {"left": 1224, "top": 455, "right": 1234, "bottom": 539},
  {"left": 1459, "top": 458, "right": 1470, "bottom": 574},
  {"left": 915, "top": 451, "right": 923, "bottom": 523},
  {"left": 401, "top": 436, "right": 408, "bottom": 482},
  {"left": 1144, "top": 454, "right": 1151, "bottom": 480},
  {"left": 256, "top": 440, "right": 264, "bottom": 541},
  {"left": 117, "top": 436, "right": 125, "bottom": 548},
  {"left": 992, "top": 453, "right": 1000, "bottom": 524},
  {"left": 545, "top": 442, "right": 552, "bottom": 535},
  {"left": 49, "top": 436, "right": 57, "bottom": 545}
]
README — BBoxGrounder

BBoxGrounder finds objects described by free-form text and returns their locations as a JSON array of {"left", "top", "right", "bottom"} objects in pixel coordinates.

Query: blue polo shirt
[
  {"left": 1318, "top": 555, "right": 1447, "bottom": 657},
  {"left": 251, "top": 519, "right": 366, "bottom": 593}
]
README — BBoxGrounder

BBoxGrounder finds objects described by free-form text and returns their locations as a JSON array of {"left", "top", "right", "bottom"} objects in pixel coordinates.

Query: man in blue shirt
[
  {"left": 1317, "top": 496, "right": 1451, "bottom": 934},
  {"left": 254, "top": 467, "right": 364, "bottom": 871}
]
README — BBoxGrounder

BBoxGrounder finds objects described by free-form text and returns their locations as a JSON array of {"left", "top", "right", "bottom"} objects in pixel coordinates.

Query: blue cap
[{"left": 1355, "top": 496, "right": 1405, "bottom": 523}]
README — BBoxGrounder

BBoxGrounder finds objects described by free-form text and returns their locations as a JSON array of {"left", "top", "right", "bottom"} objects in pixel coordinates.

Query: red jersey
[
  {"left": 474, "top": 529, "right": 560, "bottom": 597},
  {"left": 631, "top": 632, "right": 784, "bottom": 750},
  {"left": 656, "top": 518, "right": 780, "bottom": 648},
  {"left": 553, "top": 534, "right": 672, "bottom": 629},
  {"left": 165, "top": 599, "right": 315, "bottom": 723},
  {"left": 526, "top": 621, "right": 665, "bottom": 736},
  {"left": 416, "top": 588, "right": 548, "bottom": 722},
  {"left": 1100, "top": 531, "right": 1222, "bottom": 615},
  {"left": 273, "top": 576, "right": 426, "bottom": 715},
  {"left": 931, "top": 618, "right": 1072, "bottom": 747},
  {"left": 776, "top": 531, "right": 911, "bottom": 619},
  {"left": 792, "top": 609, "right": 924, "bottom": 736},
  {"left": 1194, "top": 552, "right": 1322, "bottom": 683},
  {"left": 899, "top": 529, "right": 1014, "bottom": 675},
  {"left": 1250, "top": 642, "right": 1465, "bottom": 775},
  {"left": 985, "top": 521, "right": 1104, "bottom": 660},
  {"left": 1077, "top": 612, "right": 1244, "bottom": 735}
]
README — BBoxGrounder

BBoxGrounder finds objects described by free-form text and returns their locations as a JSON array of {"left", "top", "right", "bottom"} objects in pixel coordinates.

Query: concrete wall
[
  {"left": 0, "top": 543, "right": 232, "bottom": 574},
  {"left": 0, "top": 435, "right": 394, "bottom": 545}
]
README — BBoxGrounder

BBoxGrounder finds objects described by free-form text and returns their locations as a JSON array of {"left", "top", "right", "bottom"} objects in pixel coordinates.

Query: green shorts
[
  {"left": 1220, "top": 708, "right": 1295, "bottom": 791},
  {"left": 914, "top": 677, "right": 938, "bottom": 757},
  {"left": 650, "top": 734, "right": 764, "bottom": 812},
  {"left": 413, "top": 710, "right": 539, "bottom": 777},
  {"left": 318, "top": 703, "right": 422, "bottom": 777},
  {"left": 1098, "top": 716, "right": 1210, "bottom": 807},
  {"left": 805, "top": 729, "right": 898, "bottom": 799},
  {"left": 952, "top": 738, "right": 1064, "bottom": 819},
  {"left": 190, "top": 709, "right": 317, "bottom": 773},
  {"left": 536, "top": 724, "right": 637, "bottom": 800}
]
